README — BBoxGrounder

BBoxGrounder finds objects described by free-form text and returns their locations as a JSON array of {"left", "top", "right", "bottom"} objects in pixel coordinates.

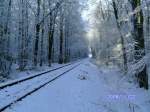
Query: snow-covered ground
[
  {"left": 1, "top": 59, "right": 150, "bottom": 112},
  {"left": 0, "top": 62, "right": 80, "bottom": 111},
  {"left": 0, "top": 63, "right": 72, "bottom": 83}
]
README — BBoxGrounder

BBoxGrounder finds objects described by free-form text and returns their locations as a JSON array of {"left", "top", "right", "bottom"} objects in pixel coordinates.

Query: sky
[
  {"left": 82, "top": 0, "right": 99, "bottom": 23},
  {"left": 81, "top": 0, "right": 99, "bottom": 40}
]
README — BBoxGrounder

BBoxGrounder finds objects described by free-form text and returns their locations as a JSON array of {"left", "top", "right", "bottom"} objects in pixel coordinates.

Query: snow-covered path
[{"left": 2, "top": 59, "right": 150, "bottom": 112}]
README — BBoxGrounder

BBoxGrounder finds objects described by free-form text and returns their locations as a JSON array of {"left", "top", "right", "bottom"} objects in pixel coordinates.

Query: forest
[
  {"left": 89, "top": 0, "right": 150, "bottom": 90},
  {"left": 0, "top": 0, "right": 88, "bottom": 81},
  {"left": 0, "top": 0, "right": 150, "bottom": 111}
]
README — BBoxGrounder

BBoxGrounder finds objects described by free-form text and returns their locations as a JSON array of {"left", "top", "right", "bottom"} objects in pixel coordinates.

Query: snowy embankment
[
  {"left": 2, "top": 59, "right": 150, "bottom": 112},
  {"left": 0, "top": 63, "right": 71, "bottom": 83}
]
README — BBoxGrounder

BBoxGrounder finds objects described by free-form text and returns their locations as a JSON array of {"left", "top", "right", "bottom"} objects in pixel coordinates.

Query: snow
[
  {"left": 0, "top": 62, "right": 74, "bottom": 88},
  {"left": 0, "top": 62, "right": 80, "bottom": 111},
  {"left": 1, "top": 59, "right": 150, "bottom": 112},
  {"left": 97, "top": 67, "right": 150, "bottom": 112},
  {"left": 6, "top": 63, "right": 69, "bottom": 82}
]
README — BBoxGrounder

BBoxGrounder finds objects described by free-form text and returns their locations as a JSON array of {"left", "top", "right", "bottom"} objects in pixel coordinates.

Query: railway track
[
  {"left": 0, "top": 61, "right": 81, "bottom": 112},
  {"left": 0, "top": 61, "right": 80, "bottom": 90}
]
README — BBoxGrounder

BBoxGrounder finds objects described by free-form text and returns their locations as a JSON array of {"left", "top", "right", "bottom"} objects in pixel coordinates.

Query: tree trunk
[
  {"left": 18, "top": 0, "right": 28, "bottom": 71},
  {"left": 34, "top": 0, "right": 41, "bottom": 66},
  {"left": 131, "top": 0, "right": 149, "bottom": 89},
  {"left": 112, "top": 0, "right": 128, "bottom": 72},
  {"left": 48, "top": 11, "right": 57, "bottom": 66},
  {"left": 48, "top": 20, "right": 53, "bottom": 66},
  {"left": 40, "top": 0, "right": 45, "bottom": 67},
  {"left": 40, "top": 26, "right": 44, "bottom": 66},
  {"left": 59, "top": 17, "right": 64, "bottom": 64}
]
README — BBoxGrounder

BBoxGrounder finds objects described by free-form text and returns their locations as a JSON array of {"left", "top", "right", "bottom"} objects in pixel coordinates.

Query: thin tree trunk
[
  {"left": 112, "top": 0, "right": 128, "bottom": 72},
  {"left": 40, "top": 0, "right": 45, "bottom": 67},
  {"left": 59, "top": 17, "right": 64, "bottom": 64},
  {"left": 48, "top": 10, "right": 57, "bottom": 66},
  {"left": 34, "top": 0, "right": 41, "bottom": 66}
]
